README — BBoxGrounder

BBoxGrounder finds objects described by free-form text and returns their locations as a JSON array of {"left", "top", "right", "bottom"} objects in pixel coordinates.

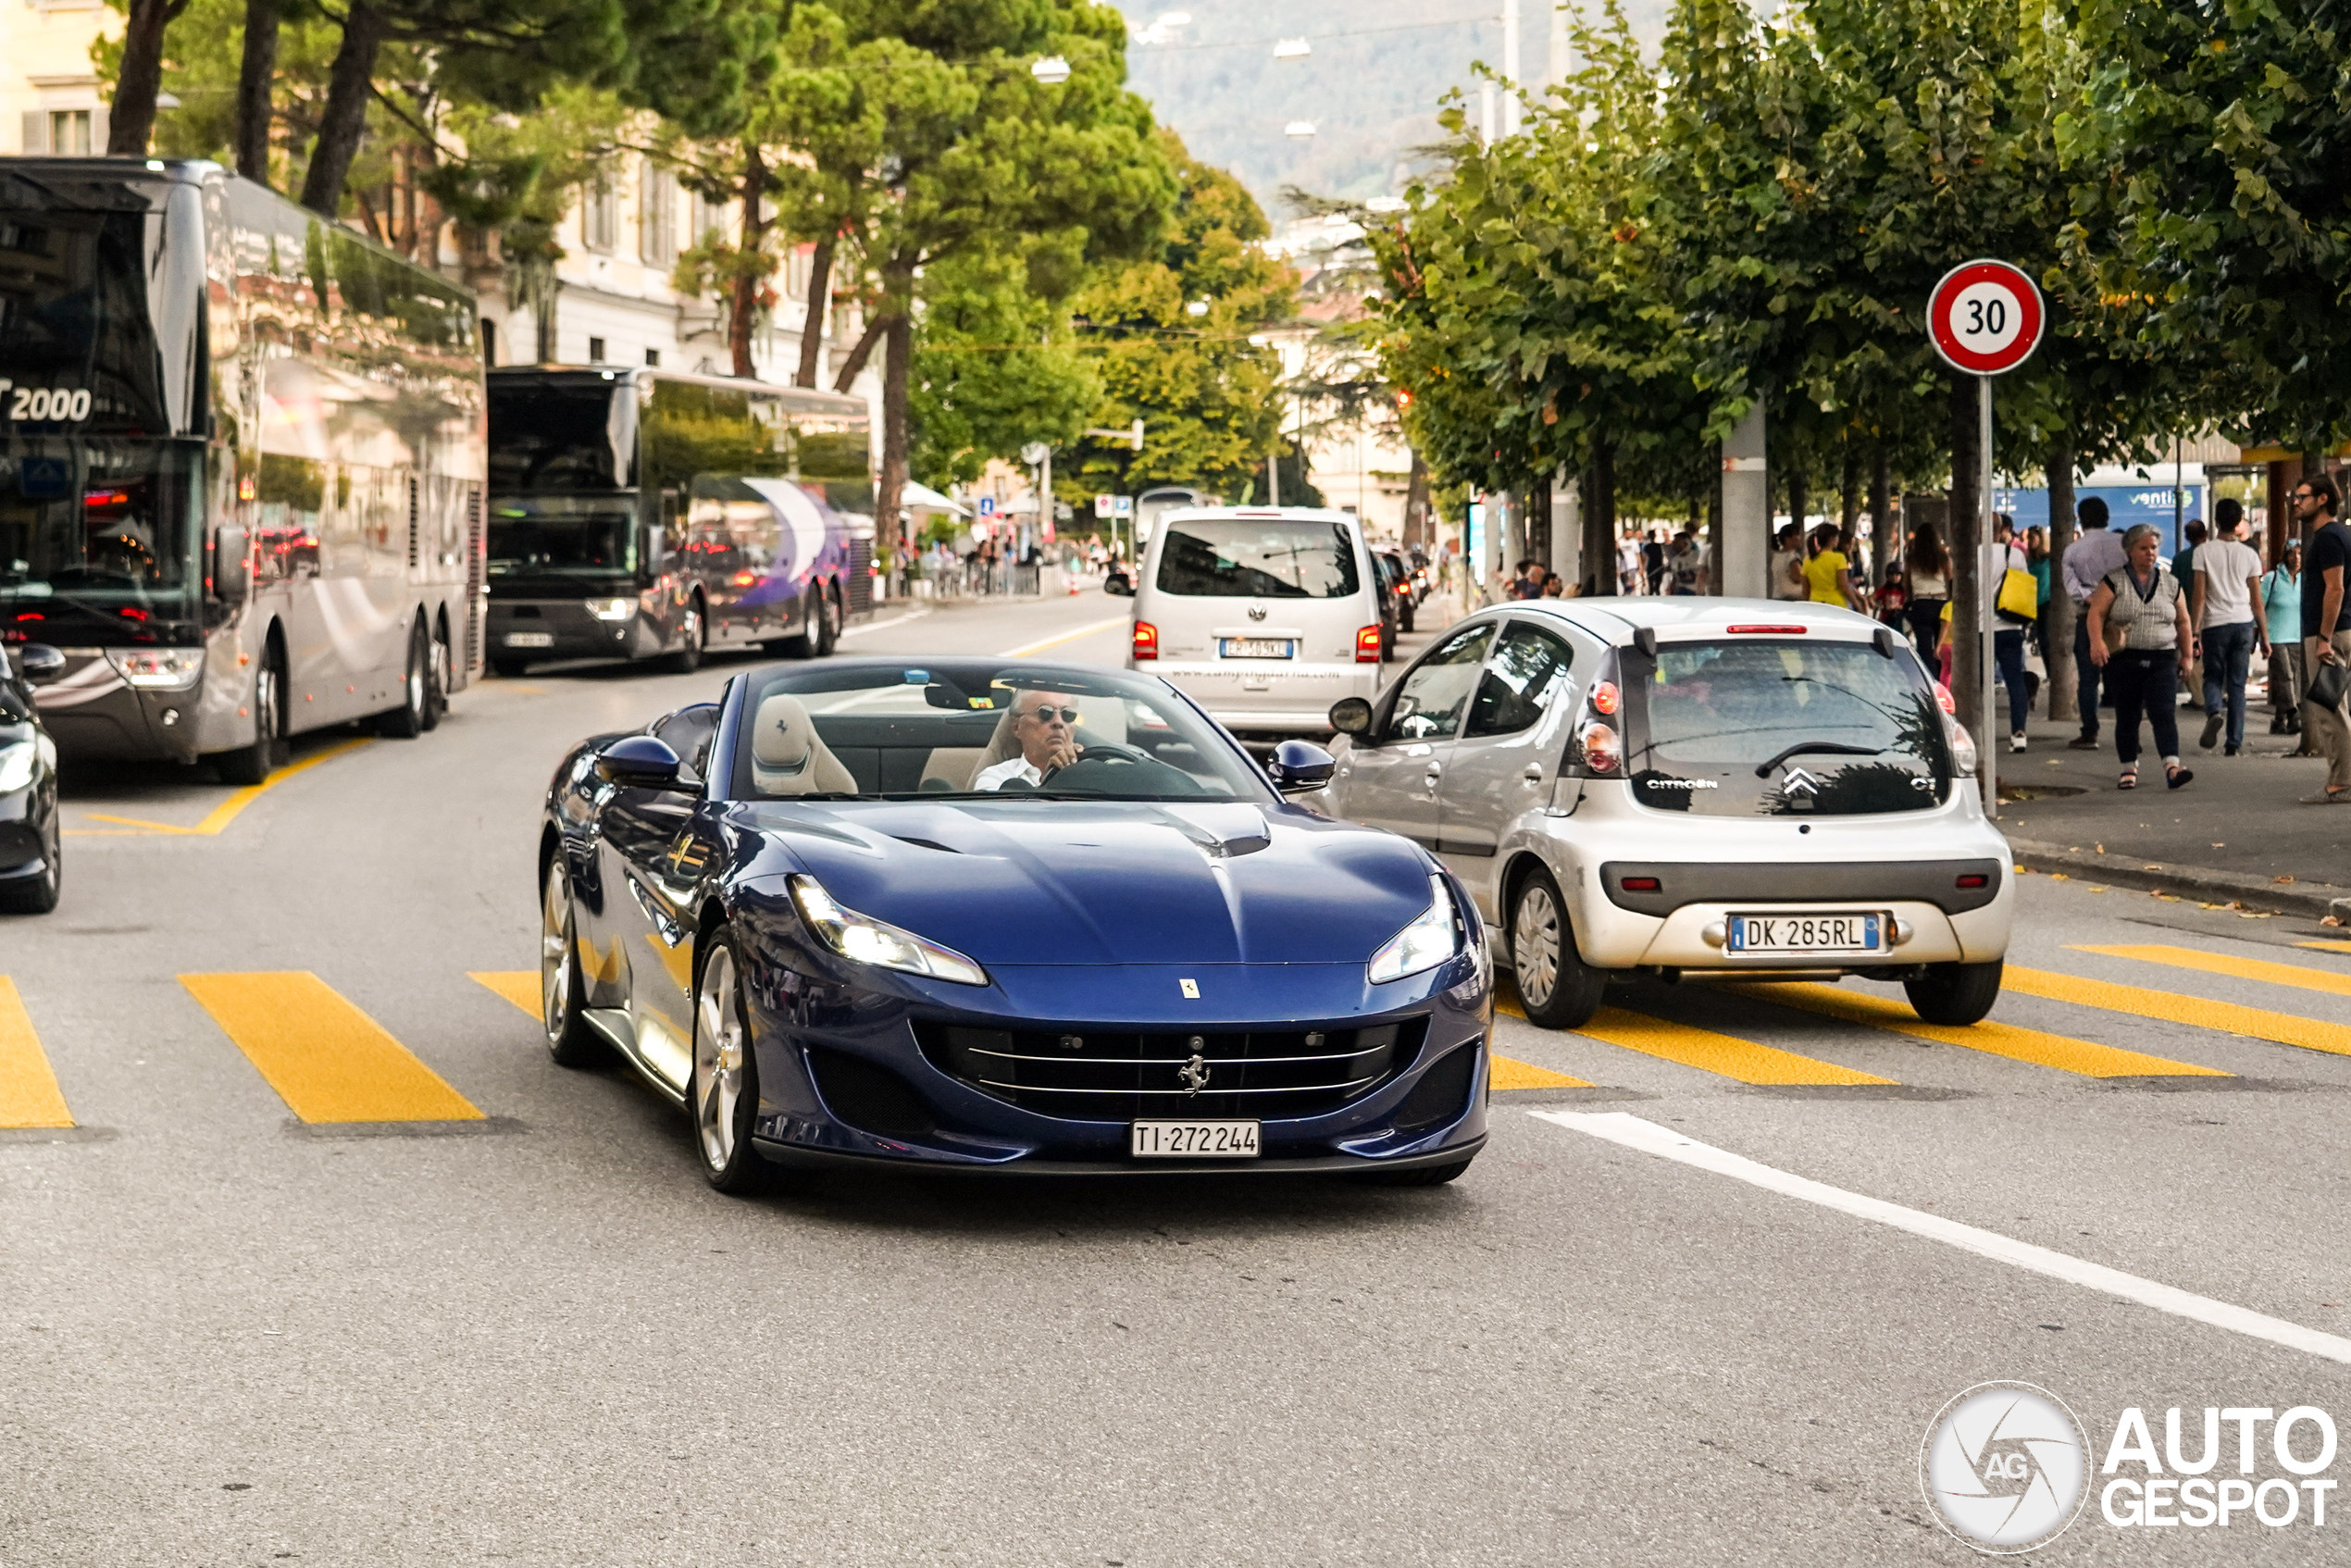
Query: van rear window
[{"left": 1154, "top": 519, "right": 1361, "bottom": 598}]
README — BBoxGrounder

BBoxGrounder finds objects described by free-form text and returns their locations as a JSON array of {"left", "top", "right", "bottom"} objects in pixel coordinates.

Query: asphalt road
[{"left": 6, "top": 586, "right": 2351, "bottom": 1566}]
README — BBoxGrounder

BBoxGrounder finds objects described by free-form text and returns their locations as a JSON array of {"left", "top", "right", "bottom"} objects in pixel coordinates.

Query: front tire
[
  {"left": 376, "top": 620, "right": 429, "bottom": 738},
  {"left": 1904, "top": 960, "right": 2004, "bottom": 1026},
  {"left": 663, "top": 600, "right": 706, "bottom": 675},
  {"left": 1510, "top": 867, "right": 1606, "bottom": 1028},
  {"left": 0, "top": 813, "right": 60, "bottom": 915},
  {"left": 691, "top": 930, "right": 770, "bottom": 1194},
  {"left": 213, "top": 650, "right": 286, "bottom": 786},
  {"left": 540, "top": 861, "right": 603, "bottom": 1066}
]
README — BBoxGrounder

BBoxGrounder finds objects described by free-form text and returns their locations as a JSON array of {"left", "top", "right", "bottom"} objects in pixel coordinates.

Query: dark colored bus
[
  {"left": 0, "top": 158, "right": 486, "bottom": 780},
  {"left": 484, "top": 367, "right": 874, "bottom": 675}
]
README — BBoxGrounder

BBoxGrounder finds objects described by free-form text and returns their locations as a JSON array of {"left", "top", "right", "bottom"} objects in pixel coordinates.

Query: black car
[
  {"left": 1380, "top": 550, "right": 1417, "bottom": 633},
  {"left": 1367, "top": 552, "right": 1400, "bottom": 660},
  {"left": 0, "top": 643, "right": 63, "bottom": 915}
]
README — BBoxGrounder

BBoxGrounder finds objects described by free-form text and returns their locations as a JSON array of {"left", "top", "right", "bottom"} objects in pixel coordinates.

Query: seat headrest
[{"left": 753, "top": 694, "right": 819, "bottom": 772}]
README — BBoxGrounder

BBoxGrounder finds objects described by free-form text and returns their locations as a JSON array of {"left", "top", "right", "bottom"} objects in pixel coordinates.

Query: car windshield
[
  {"left": 1154, "top": 517, "right": 1359, "bottom": 598},
  {"left": 1623, "top": 638, "right": 1951, "bottom": 816},
  {"left": 728, "top": 660, "right": 1272, "bottom": 803}
]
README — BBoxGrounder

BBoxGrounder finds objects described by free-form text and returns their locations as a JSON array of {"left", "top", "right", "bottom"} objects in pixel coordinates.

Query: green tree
[
  {"left": 1068, "top": 137, "right": 1295, "bottom": 504},
  {"left": 908, "top": 246, "right": 1101, "bottom": 488}
]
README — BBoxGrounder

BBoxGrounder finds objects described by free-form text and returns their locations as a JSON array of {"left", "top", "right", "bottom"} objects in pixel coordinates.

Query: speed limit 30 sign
[{"left": 1928, "top": 259, "right": 2045, "bottom": 376}]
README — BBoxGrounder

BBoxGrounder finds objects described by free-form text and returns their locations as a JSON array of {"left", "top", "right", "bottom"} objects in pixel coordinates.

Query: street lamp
[
  {"left": 1185, "top": 300, "right": 1210, "bottom": 317},
  {"left": 1031, "top": 56, "right": 1072, "bottom": 85}
]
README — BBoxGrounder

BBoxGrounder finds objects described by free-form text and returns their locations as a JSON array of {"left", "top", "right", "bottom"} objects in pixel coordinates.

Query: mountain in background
[{"left": 1112, "top": 1, "right": 1671, "bottom": 216}]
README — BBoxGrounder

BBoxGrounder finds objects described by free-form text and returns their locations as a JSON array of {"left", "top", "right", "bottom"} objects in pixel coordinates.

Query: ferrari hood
[{"left": 732, "top": 800, "right": 1440, "bottom": 966}]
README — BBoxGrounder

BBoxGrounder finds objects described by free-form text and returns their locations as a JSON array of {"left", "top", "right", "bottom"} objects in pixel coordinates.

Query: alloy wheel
[
  {"left": 1512, "top": 882, "right": 1561, "bottom": 1009},
  {"left": 694, "top": 945, "right": 746, "bottom": 1172},
  {"left": 541, "top": 868, "right": 573, "bottom": 1048}
]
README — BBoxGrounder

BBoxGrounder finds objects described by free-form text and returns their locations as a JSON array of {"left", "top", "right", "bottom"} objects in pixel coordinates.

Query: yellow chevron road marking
[
  {"left": 181, "top": 972, "right": 481, "bottom": 1123},
  {"left": 70, "top": 739, "right": 372, "bottom": 838},
  {"left": 1749, "top": 982, "right": 2228, "bottom": 1078},
  {"left": 2075, "top": 944, "right": 2351, "bottom": 1002},
  {"left": 0, "top": 978, "right": 72, "bottom": 1128},
  {"left": 470, "top": 972, "right": 541, "bottom": 1017},
  {"left": 2005, "top": 965, "right": 2351, "bottom": 1059}
]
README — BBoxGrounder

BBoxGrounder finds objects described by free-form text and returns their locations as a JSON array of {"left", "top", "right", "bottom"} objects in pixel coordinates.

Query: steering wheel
[{"left": 1041, "top": 740, "right": 1151, "bottom": 780}]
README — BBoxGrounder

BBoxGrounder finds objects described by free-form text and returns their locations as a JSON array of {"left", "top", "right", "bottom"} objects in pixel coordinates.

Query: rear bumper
[{"left": 1140, "top": 659, "right": 1379, "bottom": 733}]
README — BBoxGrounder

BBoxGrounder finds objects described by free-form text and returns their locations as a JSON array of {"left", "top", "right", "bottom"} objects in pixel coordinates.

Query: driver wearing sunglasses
[{"left": 974, "top": 690, "right": 1088, "bottom": 790}]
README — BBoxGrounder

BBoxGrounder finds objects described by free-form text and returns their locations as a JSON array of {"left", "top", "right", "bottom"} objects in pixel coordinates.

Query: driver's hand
[{"left": 1040, "top": 736, "right": 1083, "bottom": 775}]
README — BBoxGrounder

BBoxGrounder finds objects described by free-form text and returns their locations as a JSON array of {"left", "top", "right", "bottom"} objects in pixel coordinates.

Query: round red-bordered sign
[{"left": 1928, "top": 260, "right": 2045, "bottom": 376}]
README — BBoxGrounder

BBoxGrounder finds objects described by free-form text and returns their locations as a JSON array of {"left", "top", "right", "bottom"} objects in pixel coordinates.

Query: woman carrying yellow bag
[{"left": 1942, "top": 518, "right": 2038, "bottom": 752}]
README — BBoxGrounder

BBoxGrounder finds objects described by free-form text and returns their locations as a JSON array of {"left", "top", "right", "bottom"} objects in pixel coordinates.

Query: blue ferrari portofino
[{"left": 538, "top": 658, "right": 1492, "bottom": 1190}]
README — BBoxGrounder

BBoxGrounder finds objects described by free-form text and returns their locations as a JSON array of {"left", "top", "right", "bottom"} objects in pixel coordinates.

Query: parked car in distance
[
  {"left": 1381, "top": 550, "right": 1417, "bottom": 634},
  {"left": 0, "top": 643, "right": 64, "bottom": 915},
  {"left": 1316, "top": 598, "right": 2012, "bottom": 1029},
  {"left": 1125, "top": 506, "right": 1387, "bottom": 738}
]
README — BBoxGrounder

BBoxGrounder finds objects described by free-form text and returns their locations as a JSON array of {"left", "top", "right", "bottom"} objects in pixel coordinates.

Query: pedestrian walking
[
  {"left": 1988, "top": 518, "right": 2035, "bottom": 751},
  {"left": 1904, "top": 523, "right": 1950, "bottom": 668},
  {"left": 2296, "top": 475, "right": 2351, "bottom": 803},
  {"left": 1767, "top": 524, "right": 1805, "bottom": 600},
  {"left": 2061, "top": 496, "right": 2126, "bottom": 750},
  {"left": 1804, "top": 522, "right": 1867, "bottom": 613},
  {"left": 1666, "top": 529, "right": 1707, "bottom": 595},
  {"left": 2173, "top": 517, "right": 2208, "bottom": 712},
  {"left": 1510, "top": 559, "right": 1548, "bottom": 601},
  {"left": 1643, "top": 530, "right": 1667, "bottom": 594},
  {"left": 2086, "top": 523, "right": 2196, "bottom": 790},
  {"left": 2261, "top": 538, "right": 2305, "bottom": 735},
  {"left": 2190, "top": 499, "right": 2266, "bottom": 755},
  {"left": 1872, "top": 565, "right": 1908, "bottom": 628}
]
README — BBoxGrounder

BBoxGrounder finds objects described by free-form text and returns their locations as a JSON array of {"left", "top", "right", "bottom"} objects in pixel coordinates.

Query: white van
[{"left": 1122, "top": 506, "right": 1386, "bottom": 736}]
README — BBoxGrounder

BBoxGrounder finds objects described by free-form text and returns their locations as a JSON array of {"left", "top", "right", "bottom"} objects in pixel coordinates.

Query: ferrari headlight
[
  {"left": 103, "top": 647, "right": 204, "bottom": 690},
  {"left": 0, "top": 740, "right": 35, "bottom": 793},
  {"left": 789, "top": 874, "right": 989, "bottom": 987},
  {"left": 584, "top": 596, "right": 635, "bottom": 621},
  {"left": 1368, "top": 874, "right": 1462, "bottom": 983}
]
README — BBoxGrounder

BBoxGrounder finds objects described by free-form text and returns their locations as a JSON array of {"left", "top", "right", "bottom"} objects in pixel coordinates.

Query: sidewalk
[{"left": 1992, "top": 700, "right": 2351, "bottom": 920}]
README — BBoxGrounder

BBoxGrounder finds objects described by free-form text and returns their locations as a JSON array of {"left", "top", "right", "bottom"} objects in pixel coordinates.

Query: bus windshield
[
  {"left": 0, "top": 438, "right": 201, "bottom": 633},
  {"left": 487, "top": 494, "right": 636, "bottom": 580}
]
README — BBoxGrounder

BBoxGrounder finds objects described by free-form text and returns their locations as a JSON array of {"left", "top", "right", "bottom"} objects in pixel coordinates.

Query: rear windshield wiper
[{"left": 1753, "top": 740, "right": 1882, "bottom": 778}]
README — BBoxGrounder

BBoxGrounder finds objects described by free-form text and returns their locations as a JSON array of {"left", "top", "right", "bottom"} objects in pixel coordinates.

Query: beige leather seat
[{"left": 751, "top": 693, "right": 859, "bottom": 795}]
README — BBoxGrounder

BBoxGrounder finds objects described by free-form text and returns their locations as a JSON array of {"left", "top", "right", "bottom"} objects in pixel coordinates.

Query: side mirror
[
  {"left": 1266, "top": 739, "right": 1336, "bottom": 792},
  {"left": 214, "top": 525, "right": 249, "bottom": 604},
  {"left": 15, "top": 643, "right": 66, "bottom": 685},
  {"left": 1328, "top": 696, "right": 1374, "bottom": 736},
  {"left": 596, "top": 734, "right": 683, "bottom": 790}
]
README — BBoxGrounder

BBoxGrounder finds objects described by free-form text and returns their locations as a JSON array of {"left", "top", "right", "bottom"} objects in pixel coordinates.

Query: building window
[
  {"left": 639, "top": 161, "right": 677, "bottom": 267},
  {"left": 785, "top": 245, "right": 812, "bottom": 301},
  {"left": 643, "top": 348, "right": 660, "bottom": 367},
  {"left": 690, "top": 190, "right": 728, "bottom": 247},
  {"left": 49, "top": 110, "right": 92, "bottom": 156},
  {"left": 588, "top": 337, "right": 606, "bottom": 364},
  {"left": 583, "top": 179, "right": 618, "bottom": 255}
]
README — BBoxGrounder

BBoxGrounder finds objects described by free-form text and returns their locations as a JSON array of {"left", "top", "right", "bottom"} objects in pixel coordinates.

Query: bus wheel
[
  {"left": 421, "top": 626, "right": 451, "bottom": 731},
  {"left": 377, "top": 621, "right": 429, "bottom": 738},
  {"left": 816, "top": 586, "right": 840, "bottom": 656},
  {"left": 213, "top": 651, "right": 285, "bottom": 786},
  {"left": 779, "top": 587, "right": 834, "bottom": 659},
  {"left": 663, "top": 599, "right": 705, "bottom": 674}
]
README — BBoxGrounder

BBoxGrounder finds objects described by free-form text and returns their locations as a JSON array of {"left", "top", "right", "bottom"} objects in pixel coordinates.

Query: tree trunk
[
  {"left": 1705, "top": 479, "right": 1722, "bottom": 595},
  {"left": 793, "top": 234, "right": 835, "bottom": 388},
  {"left": 2046, "top": 435, "right": 2079, "bottom": 723},
  {"left": 1838, "top": 448, "right": 1860, "bottom": 553},
  {"left": 1584, "top": 439, "right": 1617, "bottom": 595},
  {"left": 1948, "top": 376, "right": 1984, "bottom": 722},
  {"left": 876, "top": 258, "right": 915, "bottom": 570},
  {"left": 1868, "top": 444, "right": 1893, "bottom": 609},
  {"left": 234, "top": 0, "right": 280, "bottom": 182},
  {"left": 298, "top": 1, "right": 389, "bottom": 217},
  {"left": 830, "top": 315, "right": 884, "bottom": 392},
  {"left": 107, "top": 0, "right": 186, "bottom": 156},
  {"left": 1785, "top": 467, "right": 1808, "bottom": 543},
  {"left": 1525, "top": 479, "right": 1550, "bottom": 573},
  {"left": 727, "top": 148, "right": 772, "bottom": 378},
  {"left": 1403, "top": 452, "right": 1430, "bottom": 550}
]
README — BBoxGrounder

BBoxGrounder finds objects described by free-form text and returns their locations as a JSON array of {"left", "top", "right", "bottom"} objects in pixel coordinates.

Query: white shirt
[
  {"left": 2192, "top": 538, "right": 2261, "bottom": 627},
  {"left": 974, "top": 755, "right": 1045, "bottom": 790}
]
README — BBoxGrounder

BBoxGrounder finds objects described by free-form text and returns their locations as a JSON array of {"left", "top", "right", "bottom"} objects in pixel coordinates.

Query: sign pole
[{"left": 1980, "top": 374, "right": 1996, "bottom": 817}]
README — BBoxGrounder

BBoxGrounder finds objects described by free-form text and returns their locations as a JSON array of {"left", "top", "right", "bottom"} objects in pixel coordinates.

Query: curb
[{"left": 2006, "top": 836, "right": 2350, "bottom": 921}]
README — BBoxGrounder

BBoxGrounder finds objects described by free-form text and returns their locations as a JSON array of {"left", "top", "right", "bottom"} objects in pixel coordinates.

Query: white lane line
[
  {"left": 999, "top": 615, "right": 1132, "bottom": 657},
  {"left": 838, "top": 606, "right": 933, "bottom": 640},
  {"left": 1531, "top": 1110, "right": 2351, "bottom": 1367}
]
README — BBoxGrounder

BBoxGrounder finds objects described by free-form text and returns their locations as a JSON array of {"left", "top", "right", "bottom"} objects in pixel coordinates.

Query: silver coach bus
[
  {"left": 0, "top": 158, "right": 484, "bottom": 783},
  {"left": 484, "top": 367, "right": 874, "bottom": 676}
]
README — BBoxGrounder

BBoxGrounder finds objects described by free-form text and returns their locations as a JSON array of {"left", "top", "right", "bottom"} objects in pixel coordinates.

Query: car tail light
[
  {"left": 1590, "top": 679, "right": 1620, "bottom": 716},
  {"left": 1956, "top": 873, "right": 1989, "bottom": 889},
  {"left": 1579, "top": 721, "right": 1620, "bottom": 774},
  {"left": 1132, "top": 620, "right": 1158, "bottom": 660},
  {"left": 1934, "top": 681, "right": 1957, "bottom": 715},
  {"left": 1621, "top": 875, "right": 1661, "bottom": 892},
  {"left": 1356, "top": 625, "right": 1382, "bottom": 663},
  {"left": 1947, "top": 718, "right": 1978, "bottom": 774},
  {"left": 1727, "top": 624, "right": 1807, "bottom": 634}
]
